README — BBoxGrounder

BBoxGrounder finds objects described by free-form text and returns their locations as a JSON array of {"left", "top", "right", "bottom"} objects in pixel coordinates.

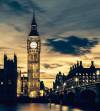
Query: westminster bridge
[{"left": 47, "top": 61, "right": 100, "bottom": 105}]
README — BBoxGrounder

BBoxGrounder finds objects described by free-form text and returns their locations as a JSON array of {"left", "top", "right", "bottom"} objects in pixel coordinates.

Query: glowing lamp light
[
  {"left": 1, "top": 82, "right": 3, "bottom": 85},
  {"left": 57, "top": 86, "right": 59, "bottom": 89},
  {"left": 97, "top": 70, "right": 100, "bottom": 75},
  {"left": 40, "top": 90, "right": 44, "bottom": 97},
  {"left": 75, "top": 77, "right": 79, "bottom": 82},
  {"left": 86, "top": 80, "right": 88, "bottom": 83},
  {"left": 30, "top": 91, "right": 37, "bottom": 98},
  {"left": 71, "top": 86, "right": 74, "bottom": 89},
  {"left": 63, "top": 82, "right": 66, "bottom": 86}
]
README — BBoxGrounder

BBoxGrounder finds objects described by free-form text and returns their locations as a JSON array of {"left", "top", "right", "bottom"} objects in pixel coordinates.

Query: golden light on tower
[{"left": 27, "top": 13, "right": 41, "bottom": 98}]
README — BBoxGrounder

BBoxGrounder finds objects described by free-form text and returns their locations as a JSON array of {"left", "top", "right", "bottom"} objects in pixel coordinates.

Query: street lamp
[
  {"left": 97, "top": 70, "right": 100, "bottom": 75},
  {"left": 71, "top": 86, "right": 74, "bottom": 89},
  {"left": 57, "top": 86, "right": 59, "bottom": 89},
  {"left": 63, "top": 82, "right": 66, "bottom": 86},
  {"left": 74, "top": 77, "right": 79, "bottom": 86},
  {"left": 63, "top": 82, "right": 66, "bottom": 91},
  {"left": 75, "top": 77, "right": 79, "bottom": 82},
  {"left": 96, "top": 70, "right": 100, "bottom": 82}
]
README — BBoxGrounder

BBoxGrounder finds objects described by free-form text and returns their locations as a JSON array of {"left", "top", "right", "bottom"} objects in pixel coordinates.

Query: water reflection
[
  {"left": 0, "top": 104, "right": 83, "bottom": 111},
  {"left": 0, "top": 105, "right": 17, "bottom": 111}
]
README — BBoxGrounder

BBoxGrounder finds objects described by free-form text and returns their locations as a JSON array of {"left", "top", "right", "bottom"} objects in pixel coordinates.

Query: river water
[{"left": 0, "top": 103, "right": 85, "bottom": 111}]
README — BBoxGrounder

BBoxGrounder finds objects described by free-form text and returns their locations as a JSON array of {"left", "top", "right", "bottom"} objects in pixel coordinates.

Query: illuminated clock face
[{"left": 30, "top": 42, "right": 37, "bottom": 48}]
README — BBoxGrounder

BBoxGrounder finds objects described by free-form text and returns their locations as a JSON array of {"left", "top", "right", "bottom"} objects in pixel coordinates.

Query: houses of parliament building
[
  {"left": 0, "top": 12, "right": 42, "bottom": 100},
  {"left": 0, "top": 54, "right": 17, "bottom": 101}
]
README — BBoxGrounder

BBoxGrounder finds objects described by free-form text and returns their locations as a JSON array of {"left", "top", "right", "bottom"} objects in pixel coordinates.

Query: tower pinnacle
[{"left": 29, "top": 12, "right": 39, "bottom": 36}]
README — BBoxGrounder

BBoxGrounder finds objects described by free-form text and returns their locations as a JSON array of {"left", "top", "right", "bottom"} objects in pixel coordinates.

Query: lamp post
[
  {"left": 57, "top": 86, "right": 59, "bottom": 90},
  {"left": 63, "top": 82, "right": 66, "bottom": 91},
  {"left": 71, "top": 86, "right": 74, "bottom": 89},
  {"left": 74, "top": 77, "right": 79, "bottom": 87},
  {"left": 96, "top": 70, "right": 100, "bottom": 82}
]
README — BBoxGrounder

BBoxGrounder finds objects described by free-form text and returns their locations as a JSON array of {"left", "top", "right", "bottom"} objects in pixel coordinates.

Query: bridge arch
[
  {"left": 80, "top": 89, "right": 96, "bottom": 104},
  {"left": 67, "top": 92, "right": 75, "bottom": 104}
]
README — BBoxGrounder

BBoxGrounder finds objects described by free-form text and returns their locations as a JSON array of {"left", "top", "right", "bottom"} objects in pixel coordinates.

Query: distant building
[
  {"left": 53, "top": 72, "right": 66, "bottom": 90},
  {"left": 40, "top": 81, "right": 45, "bottom": 96},
  {"left": 66, "top": 61, "right": 100, "bottom": 88},
  {"left": 0, "top": 54, "right": 18, "bottom": 101},
  {"left": 53, "top": 61, "right": 100, "bottom": 90},
  {"left": 20, "top": 77, "right": 45, "bottom": 97},
  {"left": 21, "top": 76, "right": 28, "bottom": 96},
  {"left": 17, "top": 70, "right": 22, "bottom": 97}
]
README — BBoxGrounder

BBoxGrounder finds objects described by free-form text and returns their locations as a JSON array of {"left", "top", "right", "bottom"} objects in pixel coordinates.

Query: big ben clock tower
[{"left": 27, "top": 13, "right": 41, "bottom": 98}]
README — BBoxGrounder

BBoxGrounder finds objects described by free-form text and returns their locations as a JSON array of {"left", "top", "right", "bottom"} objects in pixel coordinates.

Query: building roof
[{"left": 29, "top": 13, "right": 39, "bottom": 36}]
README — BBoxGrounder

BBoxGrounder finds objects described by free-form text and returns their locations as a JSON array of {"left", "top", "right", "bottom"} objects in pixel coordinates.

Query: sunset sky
[{"left": 0, "top": 0, "right": 100, "bottom": 88}]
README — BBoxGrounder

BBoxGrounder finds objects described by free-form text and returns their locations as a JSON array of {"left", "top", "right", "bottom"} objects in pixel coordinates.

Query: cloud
[
  {"left": 0, "top": 47, "right": 13, "bottom": 52},
  {"left": 0, "top": 0, "right": 100, "bottom": 37},
  {"left": 30, "top": 1, "right": 46, "bottom": 13},
  {"left": 94, "top": 57, "right": 100, "bottom": 59},
  {"left": 40, "top": 71, "right": 55, "bottom": 79},
  {"left": 46, "top": 36, "right": 98, "bottom": 55},
  {"left": 0, "top": 47, "right": 12, "bottom": 50},
  {"left": 0, "top": 0, "right": 28, "bottom": 13},
  {"left": 43, "top": 63, "right": 63, "bottom": 69},
  {"left": 32, "top": 0, "right": 100, "bottom": 36},
  {"left": 17, "top": 66, "right": 24, "bottom": 69},
  {"left": 7, "top": 1, "right": 30, "bottom": 14},
  {"left": 0, "top": 0, "right": 45, "bottom": 14}
]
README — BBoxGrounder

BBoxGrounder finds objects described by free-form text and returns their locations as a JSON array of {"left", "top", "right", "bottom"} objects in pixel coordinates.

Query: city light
[
  {"left": 63, "top": 82, "right": 66, "bottom": 86},
  {"left": 75, "top": 77, "right": 79, "bottom": 82},
  {"left": 0, "top": 7, "right": 100, "bottom": 109},
  {"left": 97, "top": 70, "right": 100, "bottom": 75},
  {"left": 57, "top": 86, "right": 59, "bottom": 89},
  {"left": 71, "top": 86, "right": 74, "bottom": 89},
  {"left": 1, "top": 82, "right": 3, "bottom": 85}
]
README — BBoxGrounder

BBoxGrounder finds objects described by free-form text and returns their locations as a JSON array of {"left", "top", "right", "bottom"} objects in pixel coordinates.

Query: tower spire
[
  {"left": 29, "top": 11, "right": 39, "bottom": 36},
  {"left": 32, "top": 10, "right": 36, "bottom": 25}
]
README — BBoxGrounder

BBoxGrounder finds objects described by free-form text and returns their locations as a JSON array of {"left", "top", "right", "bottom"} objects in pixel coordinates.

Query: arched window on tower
[{"left": 34, "top": 54, "right": 38, "bottom": 62}]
